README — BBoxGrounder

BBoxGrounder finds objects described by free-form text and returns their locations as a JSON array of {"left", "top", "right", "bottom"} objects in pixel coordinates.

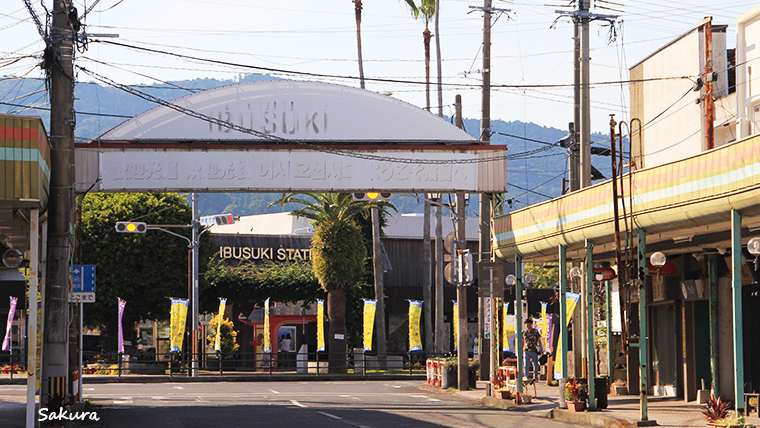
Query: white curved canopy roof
[{"left": 99, "top": 80, "right": 476, "bottom": 143}]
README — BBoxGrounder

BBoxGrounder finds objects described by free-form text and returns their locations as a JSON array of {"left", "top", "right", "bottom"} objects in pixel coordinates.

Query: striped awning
[{"left": 493, "top": 134, "right": 760, "bottom": 262}]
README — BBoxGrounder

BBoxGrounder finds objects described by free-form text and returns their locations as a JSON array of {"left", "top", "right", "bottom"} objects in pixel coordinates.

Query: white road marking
[
  {"left": 318, "top": 411, "right": 342, "bottom": 420},
  {"left": 411, "top": 395, "right": 428, "bottom": 398},
  {"left": 269, "top": 389, "right": 280, "bottom": 394},
  {"left": 112, "top": 400, "right": 132, "bottom": 404},
  {"left": 173, "top": 386, "right": 183, "bottom": 390},
  {"left": 290, "top": 400, "right": 307, "bottom": 408}
]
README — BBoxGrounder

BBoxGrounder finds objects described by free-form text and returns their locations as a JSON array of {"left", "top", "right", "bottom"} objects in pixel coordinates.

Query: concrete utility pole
[
  {"left": 579, "top": 0, "right": 591, "bottom": 188},
  {"left": 44, "top": 0, "right": 76, "bottom": 410},
  {"left": 703, "top": 17, "right": 715, "bottom": 151},
  {"left": 434, "top": 198, "right": 444, "bottom": 355},
  {"left": 372, "top": 209, "right": 387, "bottom": 366},
  {"left": 423, "top": 201, "right": 434, "bottom": 353},
  {"left": 479, "top": 0, "right": 492, "bottom": 382},
  {"left": 456, "top": 192, "right": 468, "bottom": 391}
]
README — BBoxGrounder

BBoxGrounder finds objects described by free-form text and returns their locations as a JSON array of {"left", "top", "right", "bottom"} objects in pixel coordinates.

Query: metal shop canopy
[
  {"left": 75, "top": 80, "right": 507, "bottom": 193},
  {"left": 493, "top": 133, "right": 760, "bottom": 263}
]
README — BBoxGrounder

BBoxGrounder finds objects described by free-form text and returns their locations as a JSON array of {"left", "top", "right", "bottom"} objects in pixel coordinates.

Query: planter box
[
  {"left": 613, "top": 385, "right": 628, "bottom": 396},
  {"left": 129, "top": 362, "right": 168, "bottom": 375},
  {"left": 567, "top": 400, "right": 586, "bottom": 411},
  {"left": 441, "top": 367, "right": 456, "bottom": 389}
]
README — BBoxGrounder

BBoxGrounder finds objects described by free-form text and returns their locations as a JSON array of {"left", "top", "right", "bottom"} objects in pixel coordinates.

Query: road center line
[
  {"left": 317, "top": 411, "right": 342, "bottom": 420},
  {"left": 290, "top": 399, "right": 307, "bottom": 408}
]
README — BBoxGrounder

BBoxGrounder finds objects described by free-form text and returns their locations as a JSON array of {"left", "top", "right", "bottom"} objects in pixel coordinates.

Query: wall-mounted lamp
[
  {"left": 748, "top": 237, "right": 760, "bottom": 270},
  {"left": 650, "top": 251, "right": 666, "bottom": 279},
  {"left": 505, "top": 274, "right": 516, "bottom": 286},
  {"left": 2, "top": 248, "right": 23, "bottom": 268},
  {"left": 569, "top": 266, "right": 582, "bottom": 279}
]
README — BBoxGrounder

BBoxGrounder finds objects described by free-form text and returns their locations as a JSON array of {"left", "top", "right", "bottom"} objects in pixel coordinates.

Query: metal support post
[
  {"left": 606, "top": 280, "right": 612, "bottom": 379},
  {"left": 559, "top": 245, "right": 568, "bottom": 380},
  {"left": 708, "top": 254, "right": 720, "bottom": 395},
  {"left": 637, "top": 229, "right": 651, "bottom": 423},
  {"left": 585, "top": 240, "right": 595, "bottom": 409},
  {"left": 515, "top": 254, "right": 524, "bottom": 394},
  {"left": 731, "top": 209, "right": 745, "bottom": 415},
  {"left": 191, "top": 193, "right": 199, "bottom": 377}
]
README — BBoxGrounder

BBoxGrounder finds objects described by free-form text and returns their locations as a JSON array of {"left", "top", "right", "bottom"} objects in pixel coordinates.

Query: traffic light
[
  {"left": 199, "top": 214, "right": 237, "bottom": 226},
  {"left": 353, "top": 192, "right": 392, "bottom": 201},
  {"left": 115, "top": 221, "right": 147, "bottom": 233}
]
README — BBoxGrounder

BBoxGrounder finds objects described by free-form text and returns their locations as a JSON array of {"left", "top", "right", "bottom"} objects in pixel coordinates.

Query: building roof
[{"left": 210, "top": 211, "right": 481, "bottom": 240}]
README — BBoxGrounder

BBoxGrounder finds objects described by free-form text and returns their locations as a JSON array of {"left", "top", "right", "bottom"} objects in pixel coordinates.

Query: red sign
[
  {"left": 593, "top": 267, "right": 617, "bottom": 280},
  {"left": 646, "top": 261, "right": 677, "bottom": 275}
]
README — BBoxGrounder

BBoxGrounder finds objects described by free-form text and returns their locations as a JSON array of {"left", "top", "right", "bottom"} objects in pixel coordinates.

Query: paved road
[{"left": 1, "top": 381, "right": 579, "bottom": 428}]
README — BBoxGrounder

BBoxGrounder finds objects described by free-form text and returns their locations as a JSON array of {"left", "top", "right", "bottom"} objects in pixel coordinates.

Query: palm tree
[
  {"left": 404, "top": 0, "right": 436, "bottom": 111},
  {"left": 353, "top": 0, "right": 366, "bottom": 89},
  {"left": 268, "top": 193, "right": 394, "bottom": 372}
]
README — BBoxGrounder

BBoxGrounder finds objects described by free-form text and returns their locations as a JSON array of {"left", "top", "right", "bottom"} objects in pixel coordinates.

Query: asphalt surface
[{"left": 0, "top": 381, "right": 581, "bottom": 428}]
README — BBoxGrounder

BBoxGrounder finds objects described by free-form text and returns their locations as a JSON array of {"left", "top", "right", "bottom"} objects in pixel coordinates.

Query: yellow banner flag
[
  {"left": 263, "top": 298, "right": 271, "bottom": 353},
  {"left": 363, "top": 300, "right": 376, "bottom": 351},
  {"left": 317, "top": 299, "right": 325, "bottom": 352},
  {"left": 214, "top": 298, "right": 227, "bottom": 352},
  {"left": 170, "top": 298, "right": 188, "bottom": 352},
  {"left": 409, "top": 301, "right": 423, "bottom": 352},
  {"left": 503, "top": 303, "right": 515, "bottom": 352},
  {"left": 540, "top": 302, "right": 548, "bottom": 351},
  {"left": 553, "top": 292, "right": 580, "bottom": 379},
  {"left": 453, "top": 301, "right": 458, "bottom": 351}
]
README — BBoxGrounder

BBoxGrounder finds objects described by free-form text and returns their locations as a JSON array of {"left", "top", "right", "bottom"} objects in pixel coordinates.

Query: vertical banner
[
  {"left": 408, "top": 301, "right": 423, "bottom": 352},
  {"left": 546, "top": 314, "right": 555, "bottom": 353},
  {"left": 452, "top": 301, "right": 458, "bottom": 351},
  {"left": 117, "top": 298, "right": 126, "bottom": 354},
  {"left": 502, "top": 302, "right": 512, "bottom": 352},
  {"left": 214, "top": 298, "right": 227, "bottom": 352},
  {"left": 362, "top": 299, "right": 377, "bottom": 351},
  {"left": 540, "top": 302, "right": 548, "bottom": 351},
  {"left": 2, "top": 297, "right": 17, "bottom": 351},
  {"left": 553, "top": 292, "right": 580, "bottom": 379},
  {"left": 170, "top": 298, "right": 189, "bottom": 352},
  {"left": 263, "top": 298, "right": 271, "bottom": 353},
  {"left": 503, "top": 315, "right": 516, "bottom": 352},
  {"left": 317, "top": 299, "right": 325, "bottom": 352}
]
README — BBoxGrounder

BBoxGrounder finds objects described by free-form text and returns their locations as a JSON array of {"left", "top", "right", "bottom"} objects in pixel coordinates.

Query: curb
[
  {"left": 0, "top": 374, "right": 426, "bottom": 385},
  {"left": 550, "top": 408, "right": 637, "bottom": 428}
]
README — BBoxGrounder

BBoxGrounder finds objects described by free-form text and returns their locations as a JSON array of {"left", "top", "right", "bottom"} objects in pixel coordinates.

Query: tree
[
  {"left": 205, "top": 259, "right": 323, "bottom": 309},
  {"left": 207, "top": 313, "right": 239, "bottom": 354},
  {"left": 268, "top": 193, "right": 394, "bottom": 372},
  {"left": 353, "top": 0, "right": 366, "bottom": 89},
  {"left": 403, "top": 0, "right": 436, "bottom": 111},
  {"left": 80, "top": 193, "right": 213, "bottom": 350}
]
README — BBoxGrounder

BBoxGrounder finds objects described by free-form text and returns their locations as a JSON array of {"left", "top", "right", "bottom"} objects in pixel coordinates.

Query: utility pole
[
  {"left": 703, "top": 17, "right": 715, "bottom": 151},
  {"left": 456, "top": 193, "right": 468, "bottom": 391},
  {"left": 44, "top": 0, "right": 76, "bottom": 411},
  {"left": 423, "top": 200, "right": 434, "bottom": 353},
  {"left": 579, "top": 0, "right": 591, "bottom": 188},
  {"left": 479, "top": 0, "right": 492, "bottom": 382},
  {"left": 372, "top": 209, "right": 387, "bottom": 366}
]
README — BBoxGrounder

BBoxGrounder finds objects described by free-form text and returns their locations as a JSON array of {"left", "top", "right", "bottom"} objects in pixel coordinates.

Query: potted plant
[
  {"left": 702, "top": 394, "right": 730, "bottom": 427},
  {"left": 714, "top": 416, "right": 745, "bottom": 428},
  {"left": 441, "top": 357, "right": 457, "bottom": 389},
  {"left": 564, "top": 379, "right": 588, "bottom": 411},
  {"left": 491, "top": 371, "right": 512, "bottom": 400}
]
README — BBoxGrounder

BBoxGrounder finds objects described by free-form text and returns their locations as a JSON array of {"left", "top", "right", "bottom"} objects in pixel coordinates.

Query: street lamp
[
  {"left": 748, "top": 237, "right": 760, "bottom": 270},
  {"left": 569, "top": 266, "right": 582, "bottom": 280},
  {"left": 505, "top": 274, "right": 516, "bottom": 286},
  {"left": 650, "top": 252, "right": 666, "bottom": 267}
]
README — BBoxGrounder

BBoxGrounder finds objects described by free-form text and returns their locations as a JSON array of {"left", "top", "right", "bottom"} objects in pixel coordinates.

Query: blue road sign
[{"left": 72, "top": 265, "right": 96, "bottom": 293}]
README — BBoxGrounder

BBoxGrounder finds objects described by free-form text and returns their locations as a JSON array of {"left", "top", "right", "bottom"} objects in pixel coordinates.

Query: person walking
[{"left": 522, "top": 319, "right": 541, "bottom": 379}]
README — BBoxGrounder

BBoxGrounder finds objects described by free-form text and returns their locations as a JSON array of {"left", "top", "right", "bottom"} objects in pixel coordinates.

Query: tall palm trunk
[
  {"left": 327, "top": 287, "right": 347, "bottom": 373},
  {"left": 423, "top": 26, "right": 432, "bottom": 111},
  {"left": 434, "top": 0, "right": 442, "bottom": 117},
  {"left": 354, "top": 0, "right": 366, "bottom": 89}
]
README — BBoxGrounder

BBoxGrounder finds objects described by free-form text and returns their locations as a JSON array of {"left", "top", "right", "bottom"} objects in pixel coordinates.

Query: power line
[{"left": 92, "top": 39, "right": 695, "bottom": 90}]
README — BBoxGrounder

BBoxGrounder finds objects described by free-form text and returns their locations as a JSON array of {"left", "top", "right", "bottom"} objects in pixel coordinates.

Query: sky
[{"left": 2, "top": 0, "right": 759, "bottom": 135}]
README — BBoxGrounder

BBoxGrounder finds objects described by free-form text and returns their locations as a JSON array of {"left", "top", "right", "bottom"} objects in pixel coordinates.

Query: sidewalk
[{"left": 423, "top": 380, "right": 760, "bottom": 427}]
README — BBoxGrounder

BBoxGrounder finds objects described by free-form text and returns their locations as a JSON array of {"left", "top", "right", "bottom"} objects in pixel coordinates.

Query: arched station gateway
[{"left": 75, "top": 80, "right": 507, "bottom": 194}]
